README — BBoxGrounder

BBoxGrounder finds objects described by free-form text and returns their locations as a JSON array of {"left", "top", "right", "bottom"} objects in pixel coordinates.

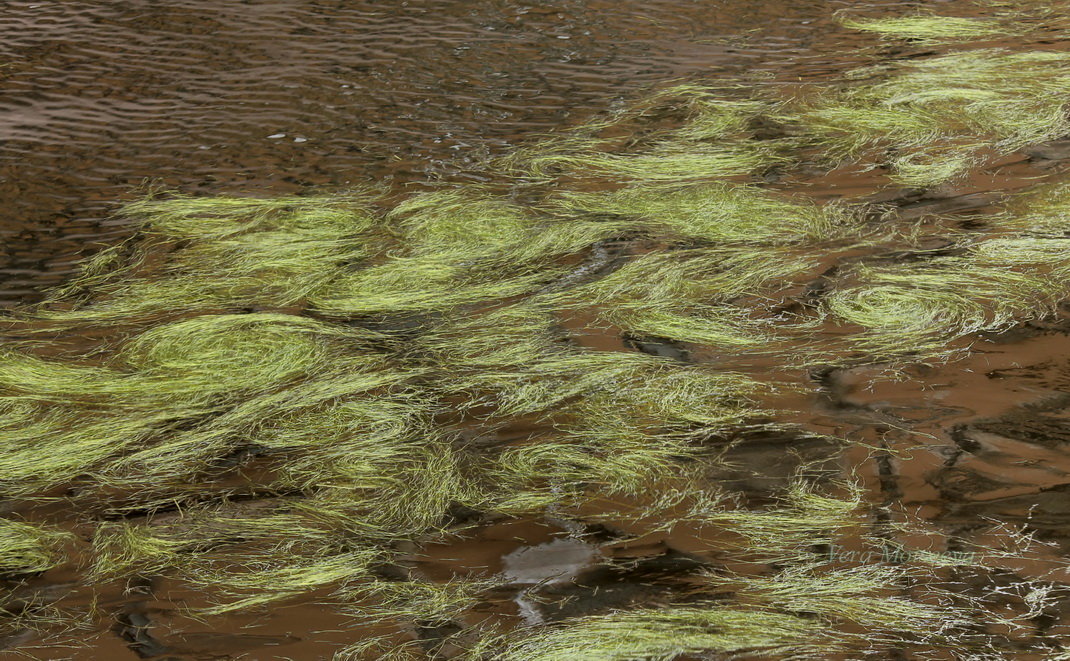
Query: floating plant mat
[{"left": 8, "top": 3, "right": 1070, "bottom": 660}]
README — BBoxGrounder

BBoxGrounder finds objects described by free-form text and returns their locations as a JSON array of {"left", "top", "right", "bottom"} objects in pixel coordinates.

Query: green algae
[
  {"left": 500, "top": 85, "right": 785, "bottom": 186},
  {"left": 826, "top": 235, "right": 1070, "bottom": 356},
  {"left": 716, "top": 564, "right": 971, "bottom": 632},
  {"left": 0, "top": 519, "right": 71, "bottom": 576},
  {"left": 496, "top": 47, "right": 1070, "bottom": 190},
  {"left": 495, "top": 608, "right": 827, "bottom": 660},
  {"left": 4, "top": 5, "right": 1070, "bottom": 660},
  {"left": 838, "top": 0, "right": 1070, "bottom": 45},
  {"left": 547, "top": 246, "right": 820, "bottom": 349},
  {"left": 551, "top": 183, "right": 866, "bottom": 245},
  {"left": 676, "top": 482, "right": 863, "bottom": 558},
  {"left": 491, "top": 561, "right": 984, "bottom": 660},
  {"left": 521, "top": 142, "right": 784, "bottom": 184},
  {"left": 29, "top": 192, "right": 385, "bottom": 326},
  {"left": 563, "top": 248, "right": 814, "bottom": 304},
  {"left": 89, "top": 509, "right": 342, "bottom": 581},
  {"left": 191, "top": 551, "right": 383, "bottom": 616},
  {"left": 839, "top": 15, "right": 1020, "bottom": 43},
  {"left": 342, "top": 577, "right": 502, "bottom": 628},
  {"left": 0, "top": 314, "right": 400, "bottom": 493},
  {"left": 992, "top": 179, "right": 1070, "bottom": 235},
  {"left": 121, "top": 313, "right": 371, "bottom": 391},
  {"left": 391, "top": 190, "right": 633, "bottom": 264},
  {"left": 791, "top": 49, "right": 1070, "bottom": 186},
  {"left": 493, "top": 591, "right": 928, "bottom": 660}
]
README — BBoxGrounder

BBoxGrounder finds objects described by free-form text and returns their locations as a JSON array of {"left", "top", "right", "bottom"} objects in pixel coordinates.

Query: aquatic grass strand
[
  {"left": 0, "top": 519, "right": 71, "bottom": 576},
  {"left": 839, "top": 14, "right": 1021, "bottom": 43}
]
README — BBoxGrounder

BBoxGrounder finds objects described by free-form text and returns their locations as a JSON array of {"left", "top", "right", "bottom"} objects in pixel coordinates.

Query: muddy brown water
[
  {"left": 5, "top": 0, "right": 1070, "bottom": 659},
  {"left": 0, "top": 0, "right": 906, "bottom": 306}
]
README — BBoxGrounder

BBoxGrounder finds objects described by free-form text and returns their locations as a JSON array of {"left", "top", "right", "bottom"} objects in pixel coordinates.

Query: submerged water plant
[
  {"left": 503, "top": 43, "right": 1070, "bottom": 190},
  {"left": 0, "top": 519, "right": 70, "bottom": 576},
  {"left": 5, "top": 3, "right": 1070, "bottom": 659},
  {"left": 31, "top": 192, "right": 385, "bottom": 326},
  {"left": 838, "top": 14, "right": 1020, "bottom": 43},
  {"left": 794, "top": 49, "right": 1070, "bottom": 186}
]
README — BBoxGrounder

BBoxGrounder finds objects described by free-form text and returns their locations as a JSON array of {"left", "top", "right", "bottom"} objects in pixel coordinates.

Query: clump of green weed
[
  {"left": 551, "top": 183, "right": 866, "bottom": 245},
  {"left": 500, "top": 86, "right": 785, "bottom": 187},
  {"left": 826, "top": 237, "right": 1070, "bottom": 356},
  {"left": 839, "top": 14, "right": 1021, "bottom": 43},
  {"left": 793, "top": 49, "right": 1070, "bottom": 186},
  {"left": 0, "top": 519, "right": 71, "bottom": 576},
  {"left": 493, "top": 608, "right": 827, "bottom": 660},
  {"left": 23, "top": 192, "right": 384, "bottom": 326}
]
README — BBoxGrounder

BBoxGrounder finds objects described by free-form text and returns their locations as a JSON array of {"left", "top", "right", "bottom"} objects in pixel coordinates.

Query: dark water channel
[{"left": 6, "top": 0, "right": 1070, "bottom": 659}]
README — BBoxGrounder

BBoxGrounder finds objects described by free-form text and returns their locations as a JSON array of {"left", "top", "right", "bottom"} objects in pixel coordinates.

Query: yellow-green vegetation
[
  {"left": 31, "top": 193, "right": 385, "bottom": 326},
  {"left": 4, "top": 3, "right": 1070, "bottom": 660},
  {"left": 827, "top": 236, "right": 1070, "bottom": 355},
  {"left": 837, "top": 0, "right": 1070, "bottom": 45},
  {"left": 550, "top": 183, "right": 866, "bottom": 244},
  {"left": 491, "top": 568, "right": 968, "bottom": 661},
  {"left": 838, "top": 15, "right": 1020, "bottom": 43},
  {"left": 992, "top": 179, "right": 1070, "bottom": 235},
  {"left": 796, "top": 50, "right": 1070, "bottom": 186},
  {"left": 503, "top": 47, "right": 1070, "bottom": 189},
  {"left": 494, "top": 608, "right": 829, "bottom": 660},
  {"left": 0, "top": 519, "right": 71, "bottom": 576}
]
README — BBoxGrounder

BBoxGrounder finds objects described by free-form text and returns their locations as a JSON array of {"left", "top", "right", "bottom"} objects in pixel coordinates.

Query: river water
[
  {"left": 4, "top": 1, "right": 1070, "bottom": 659},
  {"left": 0, "top": 0, "right": 906, "bottom": 303}
]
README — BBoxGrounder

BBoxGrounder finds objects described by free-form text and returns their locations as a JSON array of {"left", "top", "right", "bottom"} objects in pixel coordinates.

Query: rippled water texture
[{"left": 0, "top": 0, "right": 906, "bottom": 305}]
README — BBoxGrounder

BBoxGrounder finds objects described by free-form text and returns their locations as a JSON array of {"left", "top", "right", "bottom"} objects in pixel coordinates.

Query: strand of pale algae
[
  {"left": 836, "top": 0, "right": 1070, "bottom": 44},
  {"left": 499, "top": 44, "right": 1070, "bottom": 190}
]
